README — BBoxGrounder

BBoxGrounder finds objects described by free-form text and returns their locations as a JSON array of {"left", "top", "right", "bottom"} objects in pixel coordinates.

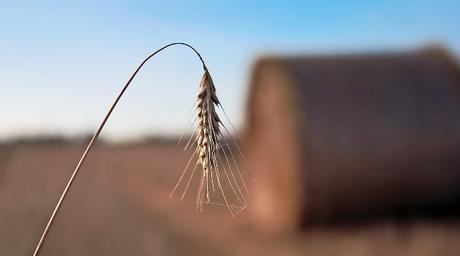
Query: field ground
[{"left": 1, "top": 144, "right": 459, "bottom": 255}]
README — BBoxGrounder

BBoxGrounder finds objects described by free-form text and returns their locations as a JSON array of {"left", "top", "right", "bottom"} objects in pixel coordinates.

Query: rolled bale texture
[{"left": 244, "top": 48, "right": 460, "bottom": 233}]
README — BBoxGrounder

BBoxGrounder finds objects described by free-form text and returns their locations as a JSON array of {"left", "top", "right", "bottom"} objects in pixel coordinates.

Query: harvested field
[{"left": 0, "top": 143, "right": 459, "bottom": 255}]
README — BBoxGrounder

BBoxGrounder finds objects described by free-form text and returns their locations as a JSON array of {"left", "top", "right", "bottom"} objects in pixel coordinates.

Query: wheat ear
[
  {"left": 33, "top": 42, "right": 212, "bottom": 256},
  {"left": 171, "top": 69, "right": 250, "bottom": 216},
  {"left": 195, "top": 69, "right": 222, "bottom": 210}
]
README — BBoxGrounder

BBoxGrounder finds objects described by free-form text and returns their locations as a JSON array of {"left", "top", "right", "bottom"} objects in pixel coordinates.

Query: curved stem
[{"left": 32, "top": 42, "right": 208, "bottom": 256}]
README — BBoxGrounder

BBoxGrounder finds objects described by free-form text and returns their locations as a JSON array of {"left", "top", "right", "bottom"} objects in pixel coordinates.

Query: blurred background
[{"left": 1, "top": 1, "right": 460, "bottom": 255}]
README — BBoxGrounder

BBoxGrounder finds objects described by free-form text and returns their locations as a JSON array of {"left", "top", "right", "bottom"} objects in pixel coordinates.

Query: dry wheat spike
[
  {"left": 195, "top": 69, "right": 221, "bottom": 210},
  {"left": 32, "top": 42, "right": 250, "bottom": 256},
  {"left": 170, "top": 68, "right": 250, "bottom": 216}
]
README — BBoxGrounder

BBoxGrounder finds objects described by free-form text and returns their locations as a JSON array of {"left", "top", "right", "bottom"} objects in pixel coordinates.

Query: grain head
[{"left": 171, "top": 68, "right": 250, "bottom": 216}]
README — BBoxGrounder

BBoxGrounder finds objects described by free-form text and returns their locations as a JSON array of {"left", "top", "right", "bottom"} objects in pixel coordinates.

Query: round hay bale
[{"left": 244, "top": 48, "right": 460, "bottom": 233}]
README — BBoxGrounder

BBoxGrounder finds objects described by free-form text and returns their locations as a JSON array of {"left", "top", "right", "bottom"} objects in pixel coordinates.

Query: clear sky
[{"left": 1, "top": 0, "right": 459, "bottom": 141}]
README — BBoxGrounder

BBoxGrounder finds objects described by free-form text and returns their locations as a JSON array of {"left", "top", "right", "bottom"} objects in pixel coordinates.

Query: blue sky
[{"left": 1, "top": 0, "right": 459, "bottom": 141}]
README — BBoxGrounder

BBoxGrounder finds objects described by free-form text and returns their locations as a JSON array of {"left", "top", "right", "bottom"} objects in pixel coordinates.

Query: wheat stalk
[{"left": 32, "top": 42, "right": 223, "bottom": 256}]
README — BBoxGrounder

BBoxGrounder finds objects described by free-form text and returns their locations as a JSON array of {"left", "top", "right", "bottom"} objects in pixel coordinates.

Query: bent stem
[{"left": 32, "top": 42, "right": 207, "bottom": 256}]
